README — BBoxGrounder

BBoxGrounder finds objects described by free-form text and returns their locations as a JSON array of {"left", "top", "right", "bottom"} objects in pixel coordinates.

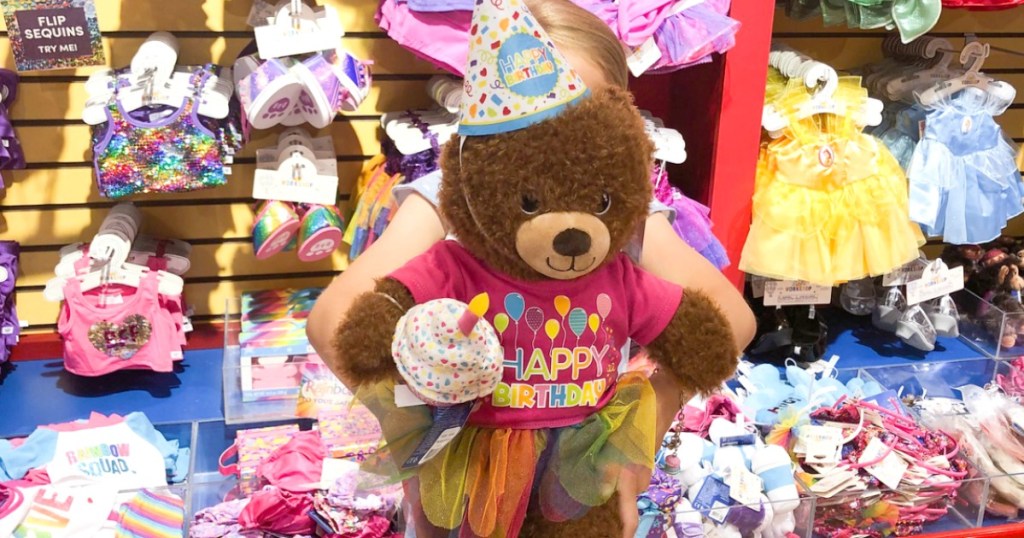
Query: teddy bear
[{"left": 329, "top": 0, "right": 739, "bottom": 535}]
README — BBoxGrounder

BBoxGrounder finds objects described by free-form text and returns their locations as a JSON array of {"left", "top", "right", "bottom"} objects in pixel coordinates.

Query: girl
[{"left": 308, "top": 0, "right": 756, "bottom": 534}]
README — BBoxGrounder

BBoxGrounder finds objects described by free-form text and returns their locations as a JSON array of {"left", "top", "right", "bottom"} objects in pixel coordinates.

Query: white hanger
[
  {"left": 917, "top": 41, "right": 993, "bottom": 107},
  {"left": 44, "top": 263, "right": 184, "bottom": 302},
  {"left": 382, "top": 109, "right": 457, "bottom": 156},
  {"left": 56, "top": 237, "right": 192, "bottom": 278},
  {"left": 82, "top": 33, "right": 232, "bottom": 124},
  {"left": 885, "top": 38, "right": 959, "bottom": 102},
  {"left": 763, "top": 47, "right": 882, "bottom": 133}
]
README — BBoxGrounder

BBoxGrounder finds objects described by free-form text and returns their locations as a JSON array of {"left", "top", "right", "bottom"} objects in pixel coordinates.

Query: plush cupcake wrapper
[{"left": 392, "top": 299, "right": 503, "bottom": 406}]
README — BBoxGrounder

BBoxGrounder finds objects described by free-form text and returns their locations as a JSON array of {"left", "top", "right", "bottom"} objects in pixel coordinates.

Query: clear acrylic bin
[
  {"left": 860, "top": 357, "right": 998, "bottom": 403},
  {"left": 222, "top": 297, "right": 319, "bottom": 425},
  {"left": 796, "top": 462, "right": 989, "bottom": 536},
  {"left": 955, "top": 289, "right": 1024, "bottom": 360}
]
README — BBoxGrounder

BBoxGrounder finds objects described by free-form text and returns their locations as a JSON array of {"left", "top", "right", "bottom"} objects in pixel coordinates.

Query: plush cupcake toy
[{"left": 392, "top": 293, "right": 504, "bottom": 406}]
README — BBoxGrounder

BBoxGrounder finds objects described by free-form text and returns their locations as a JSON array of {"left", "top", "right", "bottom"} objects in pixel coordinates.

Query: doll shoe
[
  {"left": 296, "top": 204, "right": 344, "bottom": 262},
  {"left": 235, "top": 55, "right": 304, "bottom": 129},
  {"left": 923, "top": 294, "right": 960, "bottom": 338},
  {"left": 840, "top": 278, "right": 876, "bottom": 316},
  {"left": 292, "top": 54, "right": 340, "bottom": 128},
  {"left": 872, "top": 287, "right": 907, "bottom": 332},
  {"left": 787, "top": 306, "right": 827, "bottom": 365},
  {"left": 328, "top": 48, "right": 371, "bottom": 112},
  {"left": 252, "top": 200, "right": 300, "bottom": 260},
  {"left": 895, "top": 304, "right": 937, "bottom": 352},
  {"left": 747, "top": 305, "right": 793, "bottom": 364}
]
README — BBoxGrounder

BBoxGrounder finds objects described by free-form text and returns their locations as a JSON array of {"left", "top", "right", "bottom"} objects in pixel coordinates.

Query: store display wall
[
  {"left": 0, "top": 0, "right": 438, "bottom": 333},
  {"left": 774, "top": 8, "right": 1024, "bottom": 252}
]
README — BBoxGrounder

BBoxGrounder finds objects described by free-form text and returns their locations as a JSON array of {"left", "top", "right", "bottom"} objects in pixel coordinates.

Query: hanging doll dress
[
  {"left": 740, "top": 76, "right": 925, "bottom": 285},
  {"left": 906, "top": 84, "right": 1024, "bottom": 245}
]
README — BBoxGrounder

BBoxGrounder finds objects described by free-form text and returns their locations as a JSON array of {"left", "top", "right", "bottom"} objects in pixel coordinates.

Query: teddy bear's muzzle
[{"left": 515, "top": 211, "right": 611, "bottom": 280}]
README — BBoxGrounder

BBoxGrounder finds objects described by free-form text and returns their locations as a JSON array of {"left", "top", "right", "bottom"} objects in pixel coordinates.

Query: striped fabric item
[{"left": 114, "top": 489, "right": 185, "bottom": 538}]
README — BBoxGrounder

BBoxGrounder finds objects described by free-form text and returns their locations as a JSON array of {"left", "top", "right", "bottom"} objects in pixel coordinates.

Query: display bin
[
  {"left": 659, "top": 492, "right": 816, "bottom": 538},
  {"left": 954, "top": 289, "right": 1024, "bottom": 361},
  {"left": 860, "top": 357, "right": 999, "bottom": 404},
  {"left": 795, "top": 465, "right": 990, "bottom": 536}
]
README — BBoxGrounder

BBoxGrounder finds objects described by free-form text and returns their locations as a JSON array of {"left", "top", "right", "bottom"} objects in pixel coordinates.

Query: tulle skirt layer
[{"left": 357, "top": 372, "right": 657, "bottom": 537}]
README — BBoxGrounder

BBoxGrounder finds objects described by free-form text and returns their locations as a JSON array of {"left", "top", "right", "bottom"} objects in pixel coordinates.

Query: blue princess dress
[{"left": 906, "top": 84, "right": 1024, "bottom": 244}]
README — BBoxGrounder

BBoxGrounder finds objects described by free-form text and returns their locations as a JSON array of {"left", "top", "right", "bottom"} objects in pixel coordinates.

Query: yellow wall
[
  {"left": 1, "top": 0, "right": 439, "bottom": 331},
  {"left": 773, "top": 6, "right": 1024, "bottom": 255}
]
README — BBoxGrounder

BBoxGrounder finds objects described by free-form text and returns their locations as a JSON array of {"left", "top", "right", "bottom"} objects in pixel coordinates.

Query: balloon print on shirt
[
  {"left": 504, "top": 292, "right": 525, "bottom": 343},
  {"left": 490, "top": 291, "right": 616, "bottom": 409}
]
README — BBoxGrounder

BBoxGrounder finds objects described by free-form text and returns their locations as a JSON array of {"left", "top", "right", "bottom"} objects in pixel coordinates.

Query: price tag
[
  {"left": 763, "top": 280, "right": 832, "bottom": 306},
  {"left": 395, "top": 384, "right": 427, "bottom": 408},
  {"left": 402, "top": 402, "right": 475, "bottom": 469},
  {"left": 691, "top": 476, "right": 732, "bottom": 523},
  {"left": 799, "top": 425, "right": 843, "bottom": 465},
  {"left": 905, "top": 262, "right": 964, "bottom": 305},
  {"left": 627, "top": 37, "right": 662, "bottom": 77},
  {"left": 882, "top": 260, "right": 926, "bottom": 286},
  {"left": 253, "top": 167, "right": 339, "bottom": 206},
  {"left": 858, "top": 437, "right": 908, "bottom": 490},
  {"left": 727, "top": 467, "right": 763, "bottom": 506}
]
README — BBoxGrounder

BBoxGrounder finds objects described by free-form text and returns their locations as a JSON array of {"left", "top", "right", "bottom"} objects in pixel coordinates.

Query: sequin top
[{"left": 93, "top": 69, "right": 226, "bottom": 198}]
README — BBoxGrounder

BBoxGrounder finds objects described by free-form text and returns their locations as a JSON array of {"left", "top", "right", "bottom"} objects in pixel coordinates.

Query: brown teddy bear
[{"left": 331, "top": 0, "right": 738, "bottom": 535}]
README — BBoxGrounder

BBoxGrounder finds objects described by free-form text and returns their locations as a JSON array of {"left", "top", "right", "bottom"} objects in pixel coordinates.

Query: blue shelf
[{"left": 0, "top": 349, "right": 223, "bottom": 436}]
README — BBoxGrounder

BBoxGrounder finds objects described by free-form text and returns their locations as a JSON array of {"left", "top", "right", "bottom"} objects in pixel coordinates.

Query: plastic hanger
[
  {"left": 917, "top": 41, "right": 993, "bottom": 107},
  {"left": 885, "top": 37, "right": 959, "bottom": 102},
  {"left": 56, "top": 237, "right": 192, "bottom": 278},
  {"left": 82, "top": 33, "right": 232, "bottom": 124},
  {"left": 43, "top": 262, "right": 184, "bottom": 302}
]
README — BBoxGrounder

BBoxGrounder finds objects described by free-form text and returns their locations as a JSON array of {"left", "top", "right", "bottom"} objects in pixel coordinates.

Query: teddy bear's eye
[
  {"left": 596, "top": 192, "right": 612, "bottom": 215},
  {"left": 521, "top": 194, "right": 540, "bottom": 215}
]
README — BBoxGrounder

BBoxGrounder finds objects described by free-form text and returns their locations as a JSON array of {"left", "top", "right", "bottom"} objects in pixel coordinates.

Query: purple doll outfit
[
  {"left": 0, "top": 241, "right": 19, "bottom": 363},
  {"left": 651, "top": 167, "right": 729, "bottom": 269},
  {"left": 379, "top": 0, "right": 738, "bottom": 76}
]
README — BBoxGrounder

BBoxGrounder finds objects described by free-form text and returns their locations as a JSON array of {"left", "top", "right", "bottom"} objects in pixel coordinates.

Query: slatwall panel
[
  {"left": 0, "top": 0, "right": 440, "bottom": 332},
  {"left": 772, "top": 6, "right": 1024, "bottom": 251}
]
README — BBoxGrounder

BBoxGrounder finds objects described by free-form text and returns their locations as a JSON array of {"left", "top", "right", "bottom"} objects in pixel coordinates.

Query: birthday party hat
[{"left": 458, "top": 0, "right": 589, "bottom": 136}]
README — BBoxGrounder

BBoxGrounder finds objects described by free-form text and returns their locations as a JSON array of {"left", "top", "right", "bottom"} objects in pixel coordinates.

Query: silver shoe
[
  {"left": 895, "top": 305, "right": 937, "bottom": 352},
  {"left": 872, "top": 287, "right": 906, "bottom": 332},
  {"left": 922, "top": 295, "right": 960, "bottom": 338}
]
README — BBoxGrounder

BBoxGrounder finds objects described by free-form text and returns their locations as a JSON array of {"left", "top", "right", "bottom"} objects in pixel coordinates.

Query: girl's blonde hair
[{"left": 525, "top": 0, "right": 629, "bottom": 90}]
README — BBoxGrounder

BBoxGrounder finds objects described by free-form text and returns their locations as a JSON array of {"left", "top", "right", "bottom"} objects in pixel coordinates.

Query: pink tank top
[{"left": 58, "top": 272, "right": 175, "bottom": 376}]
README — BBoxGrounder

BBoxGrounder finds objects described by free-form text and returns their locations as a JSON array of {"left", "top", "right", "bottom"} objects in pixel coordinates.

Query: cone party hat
[{"left": 458, "top": 0, "right": 589, "bottom": 136}]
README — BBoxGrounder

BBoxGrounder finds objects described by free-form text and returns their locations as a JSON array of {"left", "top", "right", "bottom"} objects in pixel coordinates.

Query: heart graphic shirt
[
  {"left": 58, "top": 272, "right": 175, "bottom": 376},
  {"left": 390, "top": 240, "right": 683, "bottom": 429}
]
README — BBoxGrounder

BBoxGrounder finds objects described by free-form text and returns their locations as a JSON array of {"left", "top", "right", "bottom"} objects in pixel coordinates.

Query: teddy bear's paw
[
  {"left": 647, "top": 289, "right": 740, "bottom": 396},
  {"left": 331, "top": 281, "right": 415, "bottom": 385}
]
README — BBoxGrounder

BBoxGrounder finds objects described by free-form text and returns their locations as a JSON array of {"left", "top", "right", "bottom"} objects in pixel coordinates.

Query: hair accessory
[
  {"left": 296, "top": 204, "right": 344, "bottom": 262},
  {"left": 252, "top": 200, "right": 301, "bottom": 259}
]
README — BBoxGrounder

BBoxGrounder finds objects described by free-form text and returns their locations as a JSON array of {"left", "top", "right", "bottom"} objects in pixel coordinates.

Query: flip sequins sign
[{"left": 1, "top": 0, "right": 104, "bottom": 71}]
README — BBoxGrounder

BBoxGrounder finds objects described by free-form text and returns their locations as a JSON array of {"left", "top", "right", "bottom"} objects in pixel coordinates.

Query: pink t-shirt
[{"left": 390, "top": 241, "right": 683, "bottom": 429}]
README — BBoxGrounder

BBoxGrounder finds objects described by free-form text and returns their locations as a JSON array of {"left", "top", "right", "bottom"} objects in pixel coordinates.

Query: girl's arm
[
  {"left": 306, "top": 194, "right": 446, "bottom": 388},
  {"left": 639, "top": 214, "right": 756, "bottom": 439}
]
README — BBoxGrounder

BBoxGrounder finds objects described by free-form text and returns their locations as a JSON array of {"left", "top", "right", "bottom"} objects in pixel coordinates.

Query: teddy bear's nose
[{"left": 553, "top": 228, "right": 592, "bottom": 257}]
